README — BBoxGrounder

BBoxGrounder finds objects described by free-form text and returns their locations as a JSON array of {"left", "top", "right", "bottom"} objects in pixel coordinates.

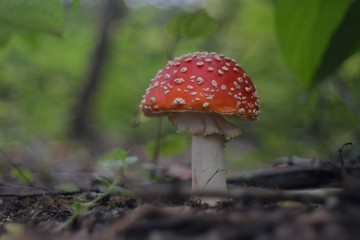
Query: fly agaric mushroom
[{"left": 140, "top": 52, "right": 260, "bottom": 197}]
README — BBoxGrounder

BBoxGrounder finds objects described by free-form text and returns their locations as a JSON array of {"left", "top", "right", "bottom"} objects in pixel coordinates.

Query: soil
[
  {"left": 1, "top": 143, "right": 360, "bottom": 240},
  {"left": 1, "top": 169, "right": 360, "bottom": 240}
]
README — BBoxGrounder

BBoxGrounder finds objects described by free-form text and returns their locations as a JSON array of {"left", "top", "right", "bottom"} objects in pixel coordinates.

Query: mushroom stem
[
  {"left": 191, "top": 134, "right": 227, "bottom": 193},
  {"left": 169, "top": 112, "right": 241, "bottom": 200}
]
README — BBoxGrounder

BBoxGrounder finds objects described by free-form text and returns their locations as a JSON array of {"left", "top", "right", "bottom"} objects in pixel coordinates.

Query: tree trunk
[{"left": 70, "top": 0, "right": 125, "bottom": 139}]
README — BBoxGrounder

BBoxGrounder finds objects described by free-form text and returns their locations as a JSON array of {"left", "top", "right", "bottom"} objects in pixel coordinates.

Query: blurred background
[{"left": 0, "top": 0, "right": 360, "bottom": 188}]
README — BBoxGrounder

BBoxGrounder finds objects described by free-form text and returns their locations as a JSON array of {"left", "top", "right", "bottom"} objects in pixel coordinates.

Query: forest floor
[{"left": 1, "top": 142, "right": 360, "bottom": 240}]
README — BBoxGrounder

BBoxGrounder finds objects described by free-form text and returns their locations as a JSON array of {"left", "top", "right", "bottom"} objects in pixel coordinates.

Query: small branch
[
  {"left": 149, "top": 117, "right": 162, "bottom": 178},
  {"left": 0, "top": 188, "right": 101, "bottom": 198},
  {"left": 227, "top": 167, "right": 341, "bottom": 189},
  {"left": 133, "top": 184, "right": 333, "bottom": 205},
  {"left": 0, "top": 178, "right": 337, "bottom": 204},
  {"left": 149, "top": 48, "right": 177, "bottom": 178}
]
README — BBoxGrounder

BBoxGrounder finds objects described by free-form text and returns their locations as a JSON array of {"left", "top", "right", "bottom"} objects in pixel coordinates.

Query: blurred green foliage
[
  {"left": 10, "top": 166, "right": 32, "bottom": 183},
  {"left": 55, "top": 183, "right": 79, "bottom": 192},
  {"left": 0, "top": 0, "right": 64, "bottom": 37},
  {"left": 275, "top": 0, "right": 360, "bottom": 88},
  {"left": 166, "top": 10, "right": 218, "bottom": 40},
  {"left": 275, "top": 0, "right": 351, "bottom": 87},
  {"left": 0, "top": 0, "right": 359, "bottom": 171},
  {"left": 98, "top": 147, "right": 138, "bottom": 178},
  {"left": 145, "top": 134, "right": 189, "bottom": 157}
]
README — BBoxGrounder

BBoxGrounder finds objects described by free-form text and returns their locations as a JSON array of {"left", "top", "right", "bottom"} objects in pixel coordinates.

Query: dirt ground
[
  {"left": 0, "top": 187, "right": 359, "bottom": 240},
  {"left": 1, "top": 169, "right": 360, "bottom": 240},
  {"left": 1, "top": 143, "right": 360, "bottom": 240}
]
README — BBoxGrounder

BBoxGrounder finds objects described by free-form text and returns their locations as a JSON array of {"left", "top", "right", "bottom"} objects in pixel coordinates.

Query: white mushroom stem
[
  {"left": 191, "top": 134, "right": 227, "bottom": 192},
  {"left": 169, "top": 112, "right": 240, "bottom": 195}
]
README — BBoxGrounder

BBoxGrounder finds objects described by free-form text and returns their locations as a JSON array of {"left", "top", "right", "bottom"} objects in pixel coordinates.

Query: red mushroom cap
[{"left": 140, "top": 52, "right": 260, "bottom": 120}]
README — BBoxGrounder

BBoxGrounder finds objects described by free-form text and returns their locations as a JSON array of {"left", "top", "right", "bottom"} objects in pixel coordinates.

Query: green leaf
[
  {"left": 123, "top": 156, "right": 138, "bottom": 166},
  {"left": 71, "top": 202, "right": 86, "bottom": 213},
  {"left": 10, "top": 167, "right": 32, "bottom": 183},
  {"left": 112, "top": 148, "right": 127, "bottom": 161},
  {"left": 275, "top": 0, "right": 351, "bottom": 87},
  {"left": 4, "top": 223, "right": 24, "bottom": 237},
  {"left": 166, "top": 10, "right": 218, "bottom": 40},
  {"left": 111, "top": 186, "right": 133, "bottom": 196},
  {"left": 315, "top": 0, "right": 360, "bottom": 83},
  {"left": 0, "top": 0, "right": 65, "bottom": 36},
  {"left": 145, "top": 134, "right": 188, "bottom": 158},
  {"left": 55, "top": 183, "right": 79, "bottom": 192},
  {"left": 101, "top": 148, "right": 127, "bottom": 161},
  {"left": 99, "top": 156, "right": 138, "bottom": 169},
  {"left": 94, "top": 175, "right": 114, "bottom": 188}
]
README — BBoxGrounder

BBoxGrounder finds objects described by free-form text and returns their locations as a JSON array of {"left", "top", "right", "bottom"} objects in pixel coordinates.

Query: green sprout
[
  {"left": 10, "top": 167, "right": 33, "bottom": 184},
  {"left": 98, "top": 148, "right": 138, "bottom": 180}
]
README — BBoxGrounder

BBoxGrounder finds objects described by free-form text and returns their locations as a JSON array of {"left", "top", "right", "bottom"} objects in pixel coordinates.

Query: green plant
[
  {"left": 55, "top": 180, "right": 132, "bottom": 231},
  {"left": 0, "top": 0, "right": 65, "bottom": 42},
  {"left": 56, "top": 148, "right": 135, "bottom": 232},
  {"left": 275, "top": 0, "right": 360, "bottom": 87},
  {"left": 98, "top": 148, "right": 138, "bottom": 180},
  {"left": 0, "top": 223, "right": 24, "bottom": 240},
  {"left": 10, "top": 167, "right": 32, "bottom": 184}
]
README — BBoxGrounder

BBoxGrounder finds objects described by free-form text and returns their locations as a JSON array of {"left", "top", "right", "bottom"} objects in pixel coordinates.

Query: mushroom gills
[{"left": 169, "top": 112, "right": 241, "bottom": 140}]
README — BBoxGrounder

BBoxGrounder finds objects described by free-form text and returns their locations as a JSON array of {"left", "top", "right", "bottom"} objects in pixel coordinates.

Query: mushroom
[{"left": 140, "top": 52, "right": 260, "bottom": 200}]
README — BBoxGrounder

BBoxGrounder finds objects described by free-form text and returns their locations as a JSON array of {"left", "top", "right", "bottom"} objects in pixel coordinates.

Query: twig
[
  {"left": 149, "top": 43, "right": 177, "bottom": 178},
  {"left": 149, "top": 117, "right": 162, "bottom": 178},
  {"left": 227, "top": 167, "right": 341, "bottom": 189},
  {"left": 133, "top": 185, "right": 334, "bottom": 205},
  {"left": 0, "top": 180, "right": 335, "bottom": 205},
  {"left": 0, "top": 188, "right": 101, "bottom": 198}
]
